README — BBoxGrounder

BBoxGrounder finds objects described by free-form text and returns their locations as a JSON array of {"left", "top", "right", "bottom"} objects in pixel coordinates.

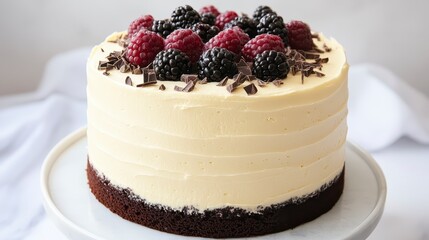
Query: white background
[{"left": 1, "top": 0, "right": 429, "bottom": 96}]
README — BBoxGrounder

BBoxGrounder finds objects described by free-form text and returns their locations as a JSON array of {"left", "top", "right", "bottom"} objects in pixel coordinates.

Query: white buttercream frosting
[{"left": 87, "top": 32, "right": 348, "bottom": 212}]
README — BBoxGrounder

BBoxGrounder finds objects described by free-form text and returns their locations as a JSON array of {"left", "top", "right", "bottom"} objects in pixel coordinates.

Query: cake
[{"left": 86, "top": 5, "right": 348, "bottom": 238}]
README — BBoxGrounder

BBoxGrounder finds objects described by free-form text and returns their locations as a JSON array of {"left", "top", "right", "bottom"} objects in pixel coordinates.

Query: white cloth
[
  {"left": 0, "top": 48, "right": 428, "bottom": 240},
  {"left": 348, "top": 64, "right": 429, "bottom": 151}
]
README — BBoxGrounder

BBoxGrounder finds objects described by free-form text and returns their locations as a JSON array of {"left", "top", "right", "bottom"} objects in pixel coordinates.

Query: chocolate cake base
[{"left": 87, "top": 160, "right": 344, "bottom": 238}]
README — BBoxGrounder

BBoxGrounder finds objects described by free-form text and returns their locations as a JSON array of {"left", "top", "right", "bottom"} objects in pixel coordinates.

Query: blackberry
[
  {"left": 224, "top": 16, "right": 257, "bottom": 38},
  {"left": 153, "top": 49, "right": 191, "bottom": 81},
  {"left": 257, "top": 14, "right": 288, "bottom": 46},
  {"left": 192, "top": 23, "right": 219, "bottom": 43},
  {"left": 198, "top": 47, "right": 238, "bottom": 82},
  {"left": 171, "top": 5, "right": 201, "bottom": 29},
  {"left": 151, "top": 19, "right": 175, "bottom": 38},
  {"left": 253, "top": 5, "right": 276, "bottom": 23},
  {"left": 200, "top": 13, "right": 216, "bottom": 26},
  {"left": 252, "top": 50, "right": 289, "bottom": 81}
]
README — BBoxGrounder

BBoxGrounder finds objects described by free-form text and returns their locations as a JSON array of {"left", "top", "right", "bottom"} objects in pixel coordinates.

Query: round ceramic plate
[{"left": 41, "top": 127, "right": 386, "bottom": 240}]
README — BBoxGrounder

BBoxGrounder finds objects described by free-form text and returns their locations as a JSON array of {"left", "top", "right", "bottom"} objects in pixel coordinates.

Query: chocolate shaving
[
  {"left": 182, "top": 81, "right": 195, "bottom": 92},
  {"left": 101, "top": 48, "right": 104, "bottom": 52},
  {"left": 314, "top": 71, "right": 325, "bottom": 77},
  {"left": 285, "top": 47, "right": 327, "bottom": 84},
  {"left": 174, "top": 85, "right": 183, "bottom": 91},
  {"left": 98, "top": 61, "right": 108, "bottom": 70},
  {"left": 125, "top": 76, "right": 133, "bottom": 86},
  {"left": 120, "top": 64, "right": 130, "bottom": 73},
  {"left": 234, "top": 72, "right": 246, "bottom": 84},
  {"left": 113, "top": 59, "right": 124, "bottom": 69},
  {"left": 237, "top": 58, "right": 248, "bottom": 67},
  {"left": 244, "top": 83, "right": 258, "bottom": 95},
  {"left": 241, "top": 75, "right": 250, "bottom": 82},
  {"left": 180, "top": 74, "right": 198, "bottom": 83},
  {"left": 133, "top": 67, "right": 143, "bottom": 75},
  {"left": 226, "top": 76, "right": 245, "bottom": 93},
  {"left": 143, "top": 69, "right": 149, "bottom": 82},
  {"left": 174, "top": 81, "right": 195, "bottom": 92},
  {"left": 272, "top": 80, "right": 284, "bottom": 87},
  {"left": 217, "top": 77, "right": 229, "bottom": 86},
  {"left": 323, "top": 43, "right": 332, "bottom": 52},
  {"left": 148, "top": 72, "right": 157, "bottom": 82},
  {"left": 103, "top": 71, "right": 110, "bottom": 76},
  {"left": 136, "top": 81, "right": 157, "bottom": 87},
  {"left": 248, "top": 75, "right": 257, "bottom": 81},
  {"left": 315, "top": 57, "right": 329, "bottom": 64},
  {"left": 257, "top": 79, "right": 268, "bottom": 87},
  {"left": 159, "top": 84, "right": 166, "bottom": 91},
  {"left": 199, "top": 78, "right": 208, "bottom": 84},
  {"left": 238, "top": 66, "right": 252, "bottom": 76}
]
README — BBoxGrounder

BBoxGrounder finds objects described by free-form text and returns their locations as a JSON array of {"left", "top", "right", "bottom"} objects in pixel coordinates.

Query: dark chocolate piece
[
  {"left": 216, "top": 77, "right": 229, "bottom": 86},
  {"left": 125, "top": 76, "right": 133, "bottom": 86},
  {"left": 244, "top": 83, "right": 258, "bottom": 95},
  {"left": 136, "top": 81, "right": 157, "bottom": 87},
  {"left": 272, "top": 80, "right": 284, "bottom": 87}
]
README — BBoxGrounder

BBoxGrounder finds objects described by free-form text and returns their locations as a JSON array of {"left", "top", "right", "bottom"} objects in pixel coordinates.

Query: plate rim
[{"left": 41, "top": 127, "right": 387, "bottom": 240}]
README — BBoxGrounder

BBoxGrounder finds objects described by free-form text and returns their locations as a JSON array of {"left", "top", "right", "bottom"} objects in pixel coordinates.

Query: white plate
[{"left": 41, "top": 127, "right": 386, "bottom": 240}]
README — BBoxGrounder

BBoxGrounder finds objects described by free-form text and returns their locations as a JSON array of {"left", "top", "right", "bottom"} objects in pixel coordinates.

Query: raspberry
[
  {"left": 200, "top": 13, "right": 216, "bottom": 26},
  {"left": 198, "top": 47, "right": 238, "bottom": 82},
  {"left": 126, "top": 29, "right": 165, "bottom": 67},
  {"left": 199, "top": 5, "right": 220, "bottom": 17},
  {"left": 286, "top": 20, "right": 313, "bottom": 51},
  {"left": 192, "top": 23, "right": 219, "bottom": 43},
  {"left": 253, "top": 50, "right": 289, "bottom": 81},
  {"left": 257, "top": 13, "right": 288, "bottom": 46},
  {"left": 165, "top": 29, "right": 204, "bottom": 63},
  {"left": 224, "top": 16, "right": 257, "bottom": 38},
  {"left": 215, "top": 11, "right": 238, "bottom": 30},
  {"left": 205, "top": 27, "right": 250, "bottom": 55},
  {"left": 153, "top": 49, "right": 191, "bottom": 81},
  {"left": 151, "top": 19, "right": 175, "bottom": 38},
  {"left": 171, "top": 5, "right": 201, "bottom": 29},
  {"left": 253, "top": 6, "right": 276, "bottom": 23},
  {"left": 241, "top": 34, "right": 285, "bottom": 61},
  {"left": 128, "top": 15, "right": 154, "bottom": 37}
]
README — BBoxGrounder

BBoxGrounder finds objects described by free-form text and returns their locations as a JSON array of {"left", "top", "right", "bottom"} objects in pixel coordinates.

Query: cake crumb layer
[{"left": 87, "top": 159, "right": 345, "bottom": 238}]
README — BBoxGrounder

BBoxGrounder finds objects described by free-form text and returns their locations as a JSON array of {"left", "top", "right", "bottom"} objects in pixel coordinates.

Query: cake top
[{"left": 89, "top": 5, "right": 347, "bottom": 97}]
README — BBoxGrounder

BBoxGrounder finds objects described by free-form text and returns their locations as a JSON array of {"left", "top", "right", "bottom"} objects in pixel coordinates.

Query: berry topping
[
  {"left": 253, "top": 50, "right": 289, "bottom": 81},
  {"left": 198, "top": 47, "right": 238, "bottom": 82},
  {"left": 286, "top": 20, "right": 313, "bottom": 51},
  {"left": 205, "top": 27, "right": 250, "bottom": 55},
  {"left": 126, "top": 29, "right": 165, "bottom": 67},
  {"left": 241, "top": 34, "right": 285, "bottom": 61},
  {"left": 128, "top": 15, "right": 154, "bottom": 37},
  {"left": 200, "top": 13, "right": 216, "bottom": 26},
  {"left": 171, "top": 5, "right": 201, "bottom": 29},
  {"left": 257, "top": 14, "right": 288, "bottom": 46},
  {"left": 192, "top": 23, "right": 220, "bottom": 43},
  {"left": 253, "top": 6, "right": 276, "bottom": 23},
  {"left": 224, "top": 16, "right": 257, "bottom": 38},
  {"left": 215, "top": 11, "right": 239, "bottom": 30},
  {"left": 151, "top": 19, "right": 175, "bottom": 38},
  {"left": 199, "top": 5, "right": 220, "bottom": 17},
  {"left": 164, "top": 29, "right": 204, "bottom": 63},
  {"left": 153, "top": 49, "right": 191, "bottom": 81}
]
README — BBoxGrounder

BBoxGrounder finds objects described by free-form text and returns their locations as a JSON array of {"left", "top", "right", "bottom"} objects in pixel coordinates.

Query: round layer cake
[{"left": 86, "top": 6, "right": 348, "bottom": 238}]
